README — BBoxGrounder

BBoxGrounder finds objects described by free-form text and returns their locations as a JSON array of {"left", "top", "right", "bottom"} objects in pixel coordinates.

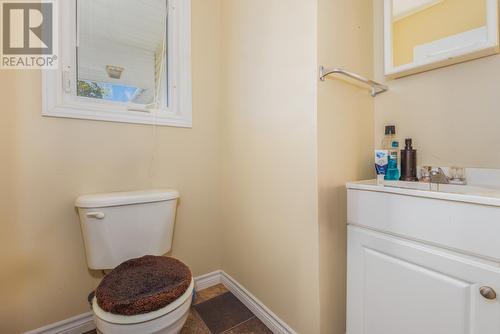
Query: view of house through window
[{"left": 76, "top": 0, "right": 167, "bottom": 107}]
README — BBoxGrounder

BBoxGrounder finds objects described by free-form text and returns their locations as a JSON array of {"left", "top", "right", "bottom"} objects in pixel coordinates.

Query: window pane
[{"left": 76, "top": 0, "right": 167, "bottom": 106}]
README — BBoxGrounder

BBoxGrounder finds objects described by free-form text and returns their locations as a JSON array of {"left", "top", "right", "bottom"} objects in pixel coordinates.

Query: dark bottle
[{"left": 400, "top": 139, "right": 418, "bottom": 181}]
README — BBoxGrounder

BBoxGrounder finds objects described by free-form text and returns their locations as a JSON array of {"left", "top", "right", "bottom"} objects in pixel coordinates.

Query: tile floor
[{"left": 85, "top": 284, "right": 272, "bottom": 334}]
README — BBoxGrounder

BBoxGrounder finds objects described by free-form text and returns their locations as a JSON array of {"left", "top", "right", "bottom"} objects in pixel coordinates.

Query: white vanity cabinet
[{"left": 347, "top": 181, "right": 500, "bottom": 334}]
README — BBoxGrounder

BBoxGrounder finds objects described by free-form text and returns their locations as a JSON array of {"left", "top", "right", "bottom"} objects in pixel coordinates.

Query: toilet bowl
[
  {"left": 93, "top": 279, "right": 194, "bottom": 334},
  {"left": 75, "top": 190, "right": 189, "bottom": 334},
  {"left": 91, "top": 255, "right": 193, "bottom": 334}
]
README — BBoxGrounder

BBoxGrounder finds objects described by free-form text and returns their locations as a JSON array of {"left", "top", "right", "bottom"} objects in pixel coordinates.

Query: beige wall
[
  {"left": 0, "top": 1, "right": 223, "bottom": 332},
  {"left": 317, "top": 1, "right": 374, "bottom": 333},
  {"left": 393, "top": 0, "right": 486, "bottom": 66},
  {"left": 374, "top": 0, "right": 500, "bottom": 168},
  {"left": 220, "top": 0, "right": 321, "bottom": 332},
  {"left": 1, "top": 1, "right": 384, "bottom": 333}
]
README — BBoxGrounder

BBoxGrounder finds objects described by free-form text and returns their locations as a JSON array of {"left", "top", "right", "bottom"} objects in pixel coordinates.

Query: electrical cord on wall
[{"left": 147, "top": 4, "right": 167, "bottom": 186}]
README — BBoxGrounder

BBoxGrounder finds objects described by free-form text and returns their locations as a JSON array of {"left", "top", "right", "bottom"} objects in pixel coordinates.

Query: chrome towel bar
[{"left": 319, "top": 66, "right": 388, "bottom": 97}]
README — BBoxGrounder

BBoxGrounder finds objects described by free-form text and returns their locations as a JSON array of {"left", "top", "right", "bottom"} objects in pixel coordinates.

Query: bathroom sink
[
  {"left": 346, "top": 177, "right": 500, "bottom": 334},
  {"left": 385, "top": 180, "right": 500, "bottom": 195},
  {"left": 348, "top": 179, "right": 500, "bottom": 207},
  {"left": 347, "top": 173, "right": 500, "bottom": 262}
]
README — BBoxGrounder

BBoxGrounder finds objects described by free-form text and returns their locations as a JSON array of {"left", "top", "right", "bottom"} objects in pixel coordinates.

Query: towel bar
[{"left": 319, "top": 66, "right": 388, "bottom": 97}]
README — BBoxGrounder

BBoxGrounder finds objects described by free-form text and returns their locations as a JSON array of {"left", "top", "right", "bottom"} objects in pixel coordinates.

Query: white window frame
[{"left": 42, "top": 0, "right": 192, "bottom": 127}]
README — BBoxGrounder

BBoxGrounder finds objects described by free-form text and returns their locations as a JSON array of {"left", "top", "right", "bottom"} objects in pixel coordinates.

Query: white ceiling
[{"left": 393, "top": 0, "right": 444, "bottom": 21}]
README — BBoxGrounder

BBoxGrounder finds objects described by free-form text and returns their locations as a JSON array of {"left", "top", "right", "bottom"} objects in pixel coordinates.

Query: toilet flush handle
[{"left": 86, "top": 212, "right": 105, "bottom": 219}]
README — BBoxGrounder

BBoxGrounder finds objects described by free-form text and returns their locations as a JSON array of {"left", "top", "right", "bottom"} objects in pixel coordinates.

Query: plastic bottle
[{"left": 382, "top": 125, "right": 400, "bottom": 181}]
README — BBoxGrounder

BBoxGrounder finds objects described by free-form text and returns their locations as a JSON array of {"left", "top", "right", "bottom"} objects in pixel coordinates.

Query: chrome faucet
[{"left": 429, "top": 168, "right": 449, "bottom": 184}]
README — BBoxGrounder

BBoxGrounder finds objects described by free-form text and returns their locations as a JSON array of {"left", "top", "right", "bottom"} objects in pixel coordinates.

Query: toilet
[{"left": 75, "top": 189, "right": 192, "bottom": 334}]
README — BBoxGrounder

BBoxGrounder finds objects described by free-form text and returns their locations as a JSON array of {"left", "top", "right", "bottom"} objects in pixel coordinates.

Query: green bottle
[{"left": 382, "top": 125, "right": 400, "bottom": 181}]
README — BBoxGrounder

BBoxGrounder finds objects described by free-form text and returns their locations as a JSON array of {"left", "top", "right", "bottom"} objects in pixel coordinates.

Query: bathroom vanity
[{"left": 346, "top": 180, "right": 500, "bottom": 334}]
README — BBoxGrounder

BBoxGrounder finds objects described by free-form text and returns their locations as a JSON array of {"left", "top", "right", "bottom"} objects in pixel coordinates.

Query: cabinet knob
[
  {"left": 480, "top": 286, "right": 497, "bottom": 301},
  {"left": 86, "top": 212, "right": 105, "bottom": 219}
]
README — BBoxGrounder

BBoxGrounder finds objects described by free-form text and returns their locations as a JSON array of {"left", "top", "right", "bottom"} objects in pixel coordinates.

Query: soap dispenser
[{"left": 400, "top": 139, "right": 418, "bottom": 181}]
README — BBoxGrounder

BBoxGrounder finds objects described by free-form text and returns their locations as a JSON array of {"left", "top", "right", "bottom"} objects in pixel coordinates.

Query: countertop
[{"left": 347, "top": 179, "right": 500, "bottom": 207}]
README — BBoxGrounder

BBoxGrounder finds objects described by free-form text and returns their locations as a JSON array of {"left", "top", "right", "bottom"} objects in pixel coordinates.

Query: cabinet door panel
[
  {"left": 364, "top": 248, "right": 470, "bottom": 334},
  {"left": 347, "top": 226, "right": 500, "bottom": 334}
]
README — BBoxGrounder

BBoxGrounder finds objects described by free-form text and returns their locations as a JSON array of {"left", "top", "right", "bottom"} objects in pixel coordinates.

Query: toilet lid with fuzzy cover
[{"left": 95, "top": 255, "right": 192, "bottom": 315}]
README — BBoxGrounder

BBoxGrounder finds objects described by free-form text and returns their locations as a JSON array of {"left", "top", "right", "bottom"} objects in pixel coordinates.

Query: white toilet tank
[{"left": 75, "top": 189, "right": 179, "bottom": 270}]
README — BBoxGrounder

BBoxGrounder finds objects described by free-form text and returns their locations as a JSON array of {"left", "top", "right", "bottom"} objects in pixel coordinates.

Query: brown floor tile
[
  {"left": 180, "top": 309, "right": 211, "bottom": 334},
  {"left": 194, "top": 292, "right": 254, "bottom": 334},
  {"left": 223, "top": 317, "right": 273, "bottom": 334},
  {"left": 195, "top": 284, "right": 229, "bottom": 305}
]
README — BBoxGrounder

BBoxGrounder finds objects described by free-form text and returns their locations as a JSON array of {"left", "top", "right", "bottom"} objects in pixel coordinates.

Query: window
[{"left": 42, "top": 0, "right": 192, "bottom": 127}]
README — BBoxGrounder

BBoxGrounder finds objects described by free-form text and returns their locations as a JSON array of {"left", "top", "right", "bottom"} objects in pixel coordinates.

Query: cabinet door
[{"left": 347, "top": 226, "right": 500, "bottom": 334}]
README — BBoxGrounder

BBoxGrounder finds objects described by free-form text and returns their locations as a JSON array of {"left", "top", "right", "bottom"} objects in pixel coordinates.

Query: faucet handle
[
  {"left": 449, "top": 167, "right": 467, "bottom": 185},
  {"left": 420, "top": 166, "right": 432, "bottom": 183},
  {"left": 429, "top": 167, "right": 450, "bottom": 185}
]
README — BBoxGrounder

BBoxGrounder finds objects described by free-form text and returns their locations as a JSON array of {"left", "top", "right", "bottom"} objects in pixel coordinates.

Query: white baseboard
[
  {"left": 24, "top": 312, "right": 95, "bottom": 334},
  {"left": 25, "top": 270, "right": 295, "bottom": 334},
  {"left": 220, "top": 272, "right": 297, "bottom": 334},
  {"left": 194, "top": 270, "right": 296, "bottom": 333},
  {"left": 193, "top": 270, "right": 222, "bottom": 291}
]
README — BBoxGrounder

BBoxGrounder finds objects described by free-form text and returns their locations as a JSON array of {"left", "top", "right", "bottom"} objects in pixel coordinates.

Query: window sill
[{"left": 42, "top": 105, "right": 192, "bottom": 128}]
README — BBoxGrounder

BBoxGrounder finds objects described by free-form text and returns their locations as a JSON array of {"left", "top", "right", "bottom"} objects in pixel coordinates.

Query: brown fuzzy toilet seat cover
[{"left": 95, "top": 255, "right": 192, "bottom": 315}]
